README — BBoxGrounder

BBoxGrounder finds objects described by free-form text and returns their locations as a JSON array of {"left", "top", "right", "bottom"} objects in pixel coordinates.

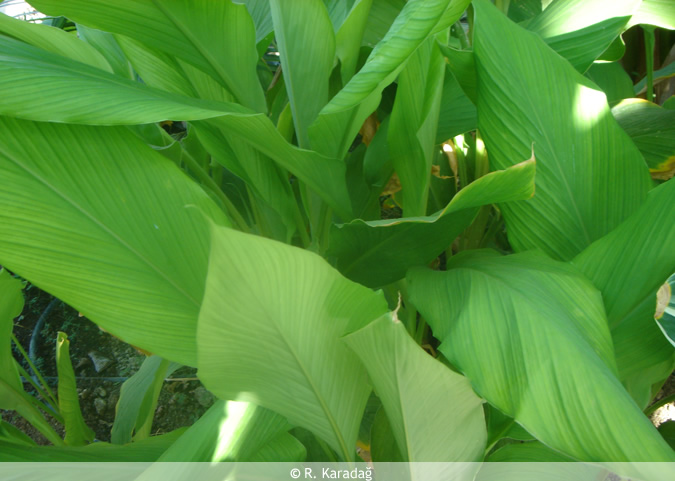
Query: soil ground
[{"left": 3, "top": 284, "right": 214, "bottom": 445}]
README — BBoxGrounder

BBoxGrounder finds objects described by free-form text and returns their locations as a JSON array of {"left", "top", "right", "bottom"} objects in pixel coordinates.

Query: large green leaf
[
  {"left": 309, "top": 0, "right": 470, "bottom": 159},
  {"left": 408, "top": 250, "right": 675, "bottom": 461},
  {"left": 541, "top": 16, "right": 630, "bottom": 73},
  {"left": 0, "top": 12, "right": 111, "bottom": 71},
  {"left": 388, "top": 37, "right": 445, "bottom": 216},
  {"left": 0, "top": 35, "right": 245, "bottom": 124},
  {"left": 29, "top": 0, "right": 266, "bottom": 111},
  {"left": 328, "top": 158, "right": 535, "bottom": 288},
  {"left": 612, "top": 99, "right": 675, "bottom": 180},
  {"left": 343, "top": 312, "right": 486, "bottom": 461},
  {"left": 0, "top": 37, "right": 352, "bottom": 220},
  {"left": 572, "top": 179, "right": 675, "bottom": 405},
  {"left": 0, "top": 117, "right": 229, "bottom": 366},
  {"left": 197, "top": 225, "right": 389, "bottom": 461},
  {"left": 56, "top": 332, "right": 95, "bottom": 446},
  {"left": 473, "top": 0, "right": 651, "bottom": 261},
  {"left": 270, "top": 0, "right": 335, "bottom": 148}
]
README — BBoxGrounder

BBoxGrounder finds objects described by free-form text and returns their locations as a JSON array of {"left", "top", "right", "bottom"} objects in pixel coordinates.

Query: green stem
[
  {"left": 291, "top": 192, "right": 311, "bottom": 248},
  {"left": 495, "top": 0, "right": 511, "bottom": 15},
  {"left": 12, "top": 333, "right": 57, "bottom": 406},
  {"left": 414, "top": 317, "right": 427, "bottom": 345},
  {"left": 645, "top": 393, "right": 675, "bottom": 416},
  {"left": 16, "top": 363, "right": 60, "bottom": 416},
  {"left": 181, "top": 150, "right": 250, "bottom": 232},
  {"left": 643, "top": 26, "right": 656, "bottom": 103}
]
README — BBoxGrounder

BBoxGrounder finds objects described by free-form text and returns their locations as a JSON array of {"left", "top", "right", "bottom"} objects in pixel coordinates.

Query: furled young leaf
[
  {"left": 343, "top": 312, "right": 486, "bottom": 461},
  {"left": 270, "top": 0, "right": 335, "bottom": 148},
  {"left": 0, "top": 117, "right": 229, "bottom": 366},
  {"left": 156, "top": 400, "right": 293, "bottom": 461},
  {"left": 56, "top": 332, "right": 95, "bottom": 446},
  {"left": 0, "top": 12, "right": 111, "bottom": 71},
  {"left": 388, "top": 37, "right": 445, "bottom": 216},
  {"left": 473, "top": 0, "right": 651, "bottom": 261},
  {"left": 335, "top": 0, "right": 373, "bottom": 84},
  {"left": 408, "top": 251, "right": 675, "bottom": 461},
  {"left": 197, "top": 225, "right": 389, "bottom": 461},
  {"left": 612, "top": 99, "right": 675, "bottom": 180},
  {"left": 572, "top": 179, "right": 675, "bottom": 406},
  {"left": 329, "top": 158, "right": 535, "bottom": 288},
  {"left": 309, "top": 0, "right": 470, "bottom": 159},
  {"left": 29, "top": 0, "right": 266, "bottom": 111},
  {"left": 111, "top": 356, "right": 175, "bottom": 445}
]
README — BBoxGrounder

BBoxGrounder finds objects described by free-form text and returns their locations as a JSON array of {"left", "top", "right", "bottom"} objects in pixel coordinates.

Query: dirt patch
[{"left": 4, "top": 284, "right": 214, "bottom": 445}]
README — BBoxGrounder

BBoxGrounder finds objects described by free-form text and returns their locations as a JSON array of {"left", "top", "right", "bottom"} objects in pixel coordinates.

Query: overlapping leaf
[
  {"left": 343, "top": 312, "right": 486, "bottom": 461},
  {"left": 0, "top": 117, "right": 228, "bottom": 366},
  {"left": 473, "top": 0, "right": 651, "bottom": 261},
  {"left": 408, "top": 250, "right": 675, "bottom": 461},
  {"left": 197, "top": 225, "right": 389, "bottom": 460},
  {"left": 612, "top": 99, "right": 675, "bottom": 180},
  {"left": 30, "top": 0, "right": 266, "bottom": 110},
  {"left": 329, "top": 158, "right": 535, "bottom": 288}
]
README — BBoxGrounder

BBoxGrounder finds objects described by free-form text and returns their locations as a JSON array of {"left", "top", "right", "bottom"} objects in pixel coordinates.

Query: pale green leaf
[
  {"left": 628, "top": 0, "right": 675, "bottom": 29},
  {"left": 343, "top": 312, "right": 486, "bottom": 461},
  {"left": 0, "top": 117, "right": 229, "bottom": 366},
  {"left": 197, "top": 225, "right": 389, "bottom": 461},
  {"left": 270, "top": 0, "right": 335, "bottom": 148},
  {"left": 486, "top": 441, "right": 575, "bottom": 462},
  {"left": 473, "top": 0, "right": 651, "bottom": 261},
  {"left": 156, "top": 400, "right": 292, "bottom": 461},
  {"left": 329, "top": 158, "right": 535, "bottom": 288},
  {"left": 0, "top": 429, "right": 185, "bottom": 461},
  {"left": 56, "top": 332, "right": 95, "bottom": 446},
  {"left": 526, "top": 0, "right": 640, "bottom": 38},
  {"left": 408, "top": 251, "right": 675, "bottom": 461},
  {"left": 30, "top": 0, "right": 266, "bottom": 111}
]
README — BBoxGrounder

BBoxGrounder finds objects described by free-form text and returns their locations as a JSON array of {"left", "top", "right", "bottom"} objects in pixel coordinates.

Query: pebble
[
  {"left": 88, "top": 351, "right": 113, "bottom": 372},
  {"left": 93, "top": 397, "right": 106, "bottom": 415},
  {"left": 94, "top": 386, "right": 107, "bottom": 398}
]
